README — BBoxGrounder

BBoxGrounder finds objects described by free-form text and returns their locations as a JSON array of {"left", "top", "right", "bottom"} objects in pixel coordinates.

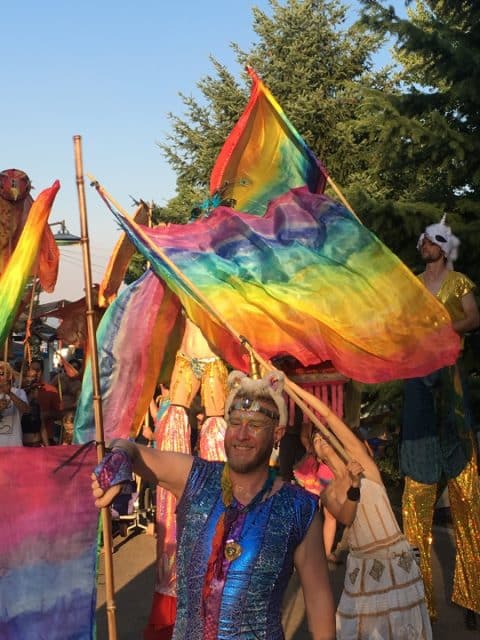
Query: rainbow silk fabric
[
  {"left": 0, "top": 181, "right": 60, "bottom": 346},
  {"left": 110, "top": 186, "right": 459, "bottom": 385},
  {"left": 74, "top": 270, "right": 182, "bottom": 443},
  {"left": 77, "top": 69, "right": 459, "bottom": 444},
  {"left": 210, "top": 67, "right": 326, "bottom": 216}
]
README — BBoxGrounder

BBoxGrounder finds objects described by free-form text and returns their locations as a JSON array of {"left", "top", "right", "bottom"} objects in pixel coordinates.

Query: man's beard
[
  {"left": 225, "top": 438, "right": 274, "bottom": 474},
  {"left": 423, "top": 254, "right": 443, "bottom": 263},
  {"left": 421, "top": 247, "right": 445, "bottom": 264}
]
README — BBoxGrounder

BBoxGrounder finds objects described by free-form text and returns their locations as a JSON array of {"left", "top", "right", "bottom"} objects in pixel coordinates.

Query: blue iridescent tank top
[{"left": 174, "top": 457, "right": 318, "bottom": 640}]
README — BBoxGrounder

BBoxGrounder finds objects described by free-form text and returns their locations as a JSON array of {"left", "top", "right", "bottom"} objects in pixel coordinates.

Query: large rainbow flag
[
  {"left": 108, "top": 186, "right": 459, "bottom": 384},
  {"left": 0, "top": 446, "right": 98, "bottom": 639},
  {"left": 210, "top": 67, "right": 326, "bottom": 216},
  {"left": 0, "top": 181, "right": 60, "bottom": 347},
  {"left": 76, "top": 69, "right": 459, "bottom": 443}
]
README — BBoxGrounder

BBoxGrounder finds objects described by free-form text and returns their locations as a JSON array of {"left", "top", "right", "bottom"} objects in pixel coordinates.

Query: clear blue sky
[{"left": 1, "top": 0, "right": 406, "bottom": 301}]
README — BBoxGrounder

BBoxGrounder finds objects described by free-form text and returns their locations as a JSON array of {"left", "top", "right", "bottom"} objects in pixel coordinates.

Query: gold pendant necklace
[
  {"left": 220, "top": 465, "right": 277, "bottom": 564},
  {"left": 224, "top": 539, "right": 242, "bottom": 562}
]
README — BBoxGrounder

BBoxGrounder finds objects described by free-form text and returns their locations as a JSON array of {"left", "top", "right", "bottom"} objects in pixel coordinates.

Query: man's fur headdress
[{"left": 224, "top": 370, "right": 288, "bottom": 427}]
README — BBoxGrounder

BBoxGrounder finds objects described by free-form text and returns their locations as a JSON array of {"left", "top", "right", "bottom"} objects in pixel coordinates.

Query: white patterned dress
[{"left": 336, "top": 478, "right": 432, "bottom": 639}]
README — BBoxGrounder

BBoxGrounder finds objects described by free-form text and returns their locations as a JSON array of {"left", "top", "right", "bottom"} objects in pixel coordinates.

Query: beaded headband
[{"left": 229, "top": 395, "right": 280, "bottom": 421}]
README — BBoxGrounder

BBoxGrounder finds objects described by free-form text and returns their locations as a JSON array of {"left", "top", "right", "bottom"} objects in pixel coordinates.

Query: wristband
[
  {"left": 94, "top": 449, "right": 133, "bottom": 492},
  {"left": 108, "top": 438, "right": 137, "bottom": 460},
  {"left": 346, "top": 485, "right": 360, "bottom": 502}
]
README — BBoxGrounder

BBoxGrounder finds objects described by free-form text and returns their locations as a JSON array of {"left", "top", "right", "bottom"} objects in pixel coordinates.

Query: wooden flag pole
[
  {"left": 326, "top": 175, "right": 361, "bottom": 223},
  {"left": 88, "top": 176, "right": 349, "bottom": 462},
  {"left": 73, "top": 140, "right": 118, "bottom": 640},
  {"left": 19, "top": 272, "right": 39, "bottom": 387}
]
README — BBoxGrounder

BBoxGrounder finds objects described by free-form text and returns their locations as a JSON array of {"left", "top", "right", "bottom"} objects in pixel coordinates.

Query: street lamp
[{"left": 49, "top": 220, "right": 81, "bottom": 246}]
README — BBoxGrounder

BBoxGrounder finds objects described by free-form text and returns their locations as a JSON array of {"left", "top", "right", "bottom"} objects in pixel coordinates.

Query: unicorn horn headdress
[{"left": 417, "top": 213, "right": 460, "bottom": 269}]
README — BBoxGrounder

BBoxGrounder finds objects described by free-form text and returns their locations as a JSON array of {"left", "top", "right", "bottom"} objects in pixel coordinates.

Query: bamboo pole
[
  {"left": 73, "top": 139, "right": 118, "bottom": 640},
  {"left": 326, "top": 175, "right": 361, "bottom": 223},
  {"left": 88, "top": 176, "right": 349, "bottom": 462},
  {"left": 18, "top": 274, "right": 38, "bottom": 388},
  {"left": 143, "top": 202, "right": 153, "bottom": 437}
]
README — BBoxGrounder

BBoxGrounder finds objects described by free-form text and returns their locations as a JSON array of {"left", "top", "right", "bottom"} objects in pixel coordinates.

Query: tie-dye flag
[
  {"left": 109, "top": 187, "right": 459, "bottom": 384},
  {"left": 210, "top": 67, "right": 326, "bottom": 216},
  {"left": 0, "top": 181, "right": 60, "bottom": 346},
  {"left": 98, "top": 203, "right": 149, "bottom": 308},
  {"left": 75, "top": 270, "right": 183, "bottom": 443},
  {"left": 0, "top": 445, "right": 98, "bottom": 639}
]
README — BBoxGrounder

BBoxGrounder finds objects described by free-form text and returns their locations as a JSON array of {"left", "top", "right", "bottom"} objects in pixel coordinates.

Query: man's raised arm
[{"left": 91, "top": 439, "right": 194, "bottom": 508}]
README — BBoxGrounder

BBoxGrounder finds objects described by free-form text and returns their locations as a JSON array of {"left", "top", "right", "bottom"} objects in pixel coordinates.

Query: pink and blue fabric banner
[
  {"left": 75, "top": 270, "right": 183, "bottom": 443},
  {"left": 0, "top": 446, "right": 98, "bottom": 639}
]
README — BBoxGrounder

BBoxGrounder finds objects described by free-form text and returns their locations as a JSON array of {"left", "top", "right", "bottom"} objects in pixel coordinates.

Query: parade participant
[
  {"left": 400, "top": 216, "right": 480, "bottom": 628},
  {"left": 0, "top": 361, "right": 29, "bottom": 447},
  {"left": 50, "top": 357, "right": 82, "bottom": 418},
  {"left": 93, "top": 370, "right": 336, "bottom": 640},
  {"left": 167, "top": 316, "right": 228, "bottom": 459},
  {"left": 294, "top": 422, "right": 340, "bottom": 565},
  {"left": 288, "top": 379, "right": 432, "bottom": 639},
  {"left": 21, "top": 376, "right": 50, "bottom": 447},
  {"left": 145, "top": 316, "right": 228, "bottom": 640},
  {"left": 23, "top": 359, "right": 61, "bottom": 444}
]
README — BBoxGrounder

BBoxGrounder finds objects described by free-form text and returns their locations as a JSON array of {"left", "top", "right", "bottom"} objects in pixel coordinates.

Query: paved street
[{"left": 96, "top": 523, "right": 478, "bottom": 639}]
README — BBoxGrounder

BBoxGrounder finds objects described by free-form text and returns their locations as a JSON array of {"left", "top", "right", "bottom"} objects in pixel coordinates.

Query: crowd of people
[
  {"left": 3, "top": 213, "right": 479, "bottom": 639},
  {"left": 0, "top": 354, "right": 83, "bottom": 449}
]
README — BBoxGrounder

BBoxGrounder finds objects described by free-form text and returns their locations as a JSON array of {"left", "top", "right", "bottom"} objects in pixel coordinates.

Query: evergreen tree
[
  {"left": 160, "top": 0, "right": 383, "bottom": 214},
  {"left": 354, "top": 1, "right": 480, "bottom": 460},
  {"left": 354, "top": 0, "right": 480, "bottom": 282}
]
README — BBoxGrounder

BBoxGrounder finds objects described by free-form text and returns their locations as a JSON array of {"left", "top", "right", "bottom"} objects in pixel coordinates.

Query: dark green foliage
[
  {"left": 356, "top": 0, "right": 480, "bottom": 284},
  {"left": 160, "top": 0, "right": 383, "bottom": 212},
  {"left": 353, "top": 1, "right": 480, "bottom": 452}
]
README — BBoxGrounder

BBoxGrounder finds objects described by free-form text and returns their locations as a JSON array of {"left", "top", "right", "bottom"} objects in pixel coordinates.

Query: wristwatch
[{"left": 346, "top": 485, "right": 360, "bottom": 502}]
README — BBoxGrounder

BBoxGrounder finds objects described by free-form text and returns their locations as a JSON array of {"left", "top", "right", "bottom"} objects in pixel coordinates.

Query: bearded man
[
  {"left": 92, "top": 370, "right": 335, "bottom": 640},
  {"left": 400, "top": 216, "right": 480, "bottom": 629}
]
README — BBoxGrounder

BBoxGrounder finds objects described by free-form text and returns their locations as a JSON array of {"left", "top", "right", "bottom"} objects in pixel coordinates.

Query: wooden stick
[
  {"left": 18, "top": 274, "right": 38, "bottom": 387},
  {"left": 73, "top": 140, "right": 118, "bottom": 640},
  {"left": 326, "top": 175, "right": 361, "bottom": 223},
  {"left": 89, "top": 176, "right": 349, "bottom": 461}
]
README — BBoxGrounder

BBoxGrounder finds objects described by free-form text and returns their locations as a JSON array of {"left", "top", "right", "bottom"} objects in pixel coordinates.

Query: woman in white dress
[{"left": 289, "top": 379, "right": 432, "bottom": 640}]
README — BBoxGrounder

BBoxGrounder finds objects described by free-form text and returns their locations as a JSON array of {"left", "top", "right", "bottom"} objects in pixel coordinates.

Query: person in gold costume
[
  {"left": 167, "top": 316, "right": 228, "bottom": 459},
  {"left": 400, "top": 216, "right": 480, "bottom": 630}
]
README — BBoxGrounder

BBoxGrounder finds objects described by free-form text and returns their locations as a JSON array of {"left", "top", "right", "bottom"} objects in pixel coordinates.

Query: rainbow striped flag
[
  {"left": 0, "top": 181, "right": 60, "bottom": 346},
  {"left": 210, "top": 67, "right": 326, "bottom": 216},
  {"left": 108, "top": 187, "right": 460, "bottom": 384},
  {"left": 0, "top": 446, "right": 98, "bottom": 639}
]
